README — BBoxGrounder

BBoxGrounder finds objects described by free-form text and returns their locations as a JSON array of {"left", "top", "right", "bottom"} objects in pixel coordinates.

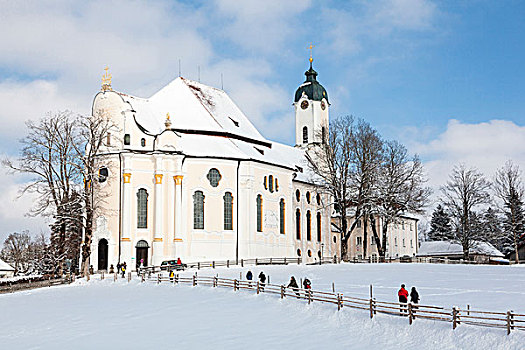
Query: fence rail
[
  {"left": 138, "top": 257, "right": 306, "bottom": 275},
  {"left": 134, "top": 272, "right": 524, "bottom": 335}
]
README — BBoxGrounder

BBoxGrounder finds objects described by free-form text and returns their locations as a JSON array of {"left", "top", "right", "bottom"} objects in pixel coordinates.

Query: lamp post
[{"left": 320, "top": 243, "right": 324, "bottom": 265}]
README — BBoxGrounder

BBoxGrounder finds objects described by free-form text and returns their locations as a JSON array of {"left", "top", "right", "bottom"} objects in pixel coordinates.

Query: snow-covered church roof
[
  {"left": 417, "top": 241, "right": 504, "bottom": 258},
  {"left": 114, "top": 77, "right": 314, "bottom": 182}
]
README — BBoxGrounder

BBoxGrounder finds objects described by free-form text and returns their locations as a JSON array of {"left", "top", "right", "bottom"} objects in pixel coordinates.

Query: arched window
[
  {"left": 263, "top": 176, "right": 267, "bottom": 190},
  {"left": 295, "top": 189, "right": 300, "bottom": 202},
  {"left": 308, "top": 250, "right": 312, "bottom": 257},
  {"left": 317, "top": 212, "right": 322, "bottom": 242},
  {"left": 296, "top": 209, "right": 301, "bottom": 240},
  {"left": 256, "top": 195, "right": 263, "bottom": 232},
  {"left": 306, "top": 191, "right": 311, "bottom": 203},
  {"left": 124, "top": 134, "right": 130, "bottom": 145},
  {"left": 137, "top": 189, "right": 148, "bottom": 228},
  {"left": 297, "top": 248, "right": 301, "bottom": 257},
  {"left": 321, "top": 126, "right": 326, "bottom": 144},
  {"left": 193, "top": 191, "right": 205, "bottom": 229},
  {"left": 279, "top": 199, "right": 285, "bottom": 234},
  {"left": 275, "top": 178, "right": 279, "bottom": 191},
  {"left": 269, "top": 175, "right": 274, "bottom": 192},
  {"left": 223, "top": 192, "right": 233, "bottom": 230},
  {"left": 316, "top": 193, "right": 321, "bottom": 205},
  {"left": 306, "top": 210, "right": 311, "bottom": 241},
  {"left": 303, "top": 126, "right": 308, "bottom": 144}
]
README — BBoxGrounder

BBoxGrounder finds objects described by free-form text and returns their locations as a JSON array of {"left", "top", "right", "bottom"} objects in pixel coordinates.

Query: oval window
[
  {"left": 98, "top": 167, "right": 109, "bottom": 183},
  {"left": 297, "top": 248, "right": 301, "bottom": 256}
]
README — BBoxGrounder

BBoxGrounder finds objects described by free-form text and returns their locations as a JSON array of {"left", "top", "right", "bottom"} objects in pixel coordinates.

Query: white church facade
[{"left": 89, "top": 62, "right": 338, "bottom": 270}]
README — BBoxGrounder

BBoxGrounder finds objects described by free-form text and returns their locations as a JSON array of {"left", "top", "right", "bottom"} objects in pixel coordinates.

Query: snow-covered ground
[{"left": 1, "top": 263, "right": 524, "bottom": 349}]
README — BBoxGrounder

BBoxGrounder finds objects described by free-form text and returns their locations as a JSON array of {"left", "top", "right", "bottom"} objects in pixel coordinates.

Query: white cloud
[
  {"left": 410, "top": 119, "right": 525, "bottom": 189},
  {"left": 0, "top": 172, "right": 50, "bottom": 243}
]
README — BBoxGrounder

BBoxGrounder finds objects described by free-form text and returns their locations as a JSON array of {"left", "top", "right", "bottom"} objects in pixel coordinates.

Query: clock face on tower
[
  {"left": 321, "top": 101, "right": 326, "bottom": 110},
  {"left": 301, "top": 100, "right": 309, "bottom": 110}
]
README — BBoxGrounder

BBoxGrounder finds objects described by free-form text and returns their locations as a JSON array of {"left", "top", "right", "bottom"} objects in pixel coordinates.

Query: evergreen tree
[
  {"left": 482, "top": 207, "right": 507, "bottom": 253},
  {"left": 428, "top": 205, "right": 454, "bottom": 241}
]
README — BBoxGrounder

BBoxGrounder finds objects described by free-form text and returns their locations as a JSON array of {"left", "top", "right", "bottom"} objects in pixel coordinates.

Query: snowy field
[{"left": 1, "top": 263, "right": 524, "bottom": 350}]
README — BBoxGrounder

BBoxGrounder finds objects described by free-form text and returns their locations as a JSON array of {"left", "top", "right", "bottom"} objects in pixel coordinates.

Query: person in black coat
[
  {"left": 258, "top": 271, "right": 266, "bottom": 291},
  {"left": 410, "top": 286, "right": 420, "bottom": 314},
  {"left": 287, "top": 276, "right": 300, "bottom": 298},
  {"left": 246, "top": 270, "right": 253, "bottom": 287}
]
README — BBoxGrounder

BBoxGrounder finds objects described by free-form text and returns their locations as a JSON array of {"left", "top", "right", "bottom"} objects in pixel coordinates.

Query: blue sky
[{"left": 0, "top": 0, "right": 524, "bottom": 237}]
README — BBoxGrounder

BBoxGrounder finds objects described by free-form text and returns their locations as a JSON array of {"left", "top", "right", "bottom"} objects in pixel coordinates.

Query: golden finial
[
  {"left": 101, "top": 66, "right": 112, "bottom": 91},
  {"left": 165, "top": 112, "right": 172, "bottom": 129},
  {"left": 307, "top": 44, "right": 314, "bottom": 63}
]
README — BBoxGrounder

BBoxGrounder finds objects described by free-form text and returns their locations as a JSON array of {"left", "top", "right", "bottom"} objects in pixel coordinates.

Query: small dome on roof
[{"left": 294, "top": 62, "right": 329, "bottom": 103}]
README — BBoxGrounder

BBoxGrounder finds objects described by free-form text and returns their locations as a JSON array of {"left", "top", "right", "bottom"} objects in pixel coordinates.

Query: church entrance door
[
  {"left": 98, "top": 239, "right": 108, "bottom": 271},
  {"left": 135, "top": 240, "right": 149, "bottom": 269}
]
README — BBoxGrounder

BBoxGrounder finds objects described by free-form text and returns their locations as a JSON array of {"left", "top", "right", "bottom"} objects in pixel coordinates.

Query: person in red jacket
[{"left": 398, "top": 284, "right": 409, "bottom": 314}]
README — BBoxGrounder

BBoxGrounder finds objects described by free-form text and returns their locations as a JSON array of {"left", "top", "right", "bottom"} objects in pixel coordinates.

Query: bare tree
[
  {"left": 494, "top": 161, "right": 525, "bottom": 263},
  {"left": 375, "top": 140, "right": 431, "bottom": 257},
  {"left": 346, "top": 119, "right": 383, "bottom": 258},
  {"left": 3, "top": 111, "right": 83, "bottom": 271},
  {"left": 73, "top": 112, "right": 115, "bottom": 278},
  {"left": 441, "top": 164, "right": 491, "bottom": 259},
  {"left": 1, "top": 231, "right": 31, "bottom": 274},
  {"left": 306, "top": 115, "right": 354, "bottom": 259}
]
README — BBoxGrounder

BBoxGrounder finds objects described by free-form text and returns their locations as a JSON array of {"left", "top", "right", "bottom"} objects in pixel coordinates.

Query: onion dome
[{"left": 294, "top": 60, "right": 329, "bottom": 103}]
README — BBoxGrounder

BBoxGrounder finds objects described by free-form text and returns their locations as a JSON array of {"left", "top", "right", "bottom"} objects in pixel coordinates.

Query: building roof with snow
[
  {"left": 0, "top": 258, "right": 14, "bottom": 272},
  {"left": 417, "top": 241, "right": 504, "bottom": 258},
  {"left": 106, "top": 77, "right": 314, "bottom": 183}
]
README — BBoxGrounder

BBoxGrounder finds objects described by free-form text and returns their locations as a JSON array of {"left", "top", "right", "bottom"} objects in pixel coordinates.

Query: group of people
[
  {"left": 116, "top": 262, "right": 127, "bottom": 278},
  {"left": 286, "top": 276, "right": 312, "bottom": 298},
  {"left": 245, "top": 270, "right": 267, "bottom": 290},
  {"left": 397, "top": 284, "right": 420, "bottom": 314}
]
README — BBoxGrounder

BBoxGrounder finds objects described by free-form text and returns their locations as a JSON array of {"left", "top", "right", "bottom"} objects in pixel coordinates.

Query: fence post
[
  {"left": 255, "top": 258, "right": 258, "bottom": 265},
  {"left": 467, "top": 304, "right": 470, "bottom": 316},
  {"left": 175, "top": 274, "right": 179, "bottom": 284},
  {"left": 192, "top": 275, "right": 196, "bottom": 287},
  {"left": 227, "top": 260, "right": 230, "bottom": 268},
  {"left": 234, "top": 279, "right": 237, "bottom": 291},
  {"left": 241, "top": 259, "right": 244, "bottom": 267},
  {"left": 198, "top": 262, "right": 200, "bottom": 270},
  {"left": 141, "top": 273, "right": 144, "bottom": 283},
  {"left": 452, "top": 307, "right": 458, "bottom": 330},
  {"left": 257, "top": 281, "right": 260, "bottom": 295},
  {"left": 337, "top": 294, "right": 342, "bottom": 311},
  {"left": 408, "top": 303, "right": 413, "bottom": 324},
  {"left": 284, "top": 257, "right": 287, "bottom": 264},
  {"left": 128, "top": 272, "right": 131, "bottom": 283},
  {"left": 370, "top": 299, "right": 374, "bottom": 319},
  {"left": 308, "top": 290, "right": 312, "bottom": 304},
  {"left": 507, "top": 311, "right": 514, "bottom": 335},
  {"left": 281, "top": 285, "right": 284, "bottom": 299},
  {"left": 270, "top": 257, "right": 273, "bottom": 264},
  {"left": 114, "top": 272, "right": 117, "bottom": 282},
  {"left": 157, "top": 274, "right": 161, "bottom": 284},
  {"left": 213, "top": 276, "right": 217, "bottom": 287},
  {"left": 101, "top": 272, "right": 104, "bottom": 280}
]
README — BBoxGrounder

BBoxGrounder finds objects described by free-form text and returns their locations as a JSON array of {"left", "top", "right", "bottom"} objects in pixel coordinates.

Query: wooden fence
[
  {"left": 133, "top": 272, "right": 524, "bottom": 335},
  {"left": 138, "top": 257, "right": 314, "bottom": 275}
]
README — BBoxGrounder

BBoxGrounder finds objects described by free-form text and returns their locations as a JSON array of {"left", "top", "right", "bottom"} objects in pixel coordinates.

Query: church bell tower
[{"left": 294, "top": 54, "right": 329, "bottom": 147}]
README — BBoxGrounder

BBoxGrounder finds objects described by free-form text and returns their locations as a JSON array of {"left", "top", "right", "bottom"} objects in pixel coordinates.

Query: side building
[{"left": 88, "top": 62, "right": 337, "bottom": 270}]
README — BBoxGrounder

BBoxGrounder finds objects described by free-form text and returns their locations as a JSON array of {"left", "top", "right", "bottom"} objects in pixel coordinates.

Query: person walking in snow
[
  {"left": 169, "top": 270, "right": 175, "bottom": 283},
  {"left": 287, "top": 276, "right": 300, "bottom": 298},
  {"left": 410, "top": 287, "right": 420, "bottom": 315},
  {"left": 398, "top": 284, "right": 409, "bottom": 314},
  {"left": 303, "top": 277, "right": 311, "bottom": 290},
  {"left": 258, "top": 271, "right": 266, "bottom": 291},
  {"left": 246, "top": 270, "right": 253, "bottom": 287},
  {"left": 121, "top": 262, "right": 126, "bottom": 278}
]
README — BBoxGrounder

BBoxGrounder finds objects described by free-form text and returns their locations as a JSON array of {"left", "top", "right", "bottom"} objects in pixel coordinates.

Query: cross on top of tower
[
  {"left": 101, "top": 66, "right": 112, "bottom": 91},
  {"left": 307, "top": 44, "right": 315, "bottom": 63}
]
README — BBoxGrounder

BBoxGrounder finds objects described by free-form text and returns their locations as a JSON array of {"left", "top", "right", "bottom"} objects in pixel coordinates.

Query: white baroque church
[{"left": 89, "top": 61, "right": 338, "bottom": 270}]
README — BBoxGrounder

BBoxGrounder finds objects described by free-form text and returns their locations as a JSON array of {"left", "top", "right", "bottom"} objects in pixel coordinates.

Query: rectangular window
[
  {"left": 316, "top": 212, "right": 321, "bottom": 242},
  {"left": 394, "top": 237, "right": 398, "bottom": 246},
  {"left": 280, "top": 199, "right": 285, "bottom": 234},
  {"left": 193, "top": 191, "right": 204, "bottom": 229},
  {"left": 410, "top": 239, "right": 413, "bottom": 248},
  {"left": 357, "top": 237, "right": 362, "bottom": 245},
  {"left": 403, "top": 238, "right": 405, "bottom": 247},
  {"left": 371, "top": 238, "right": 375, "bottom": 245},
  {"left": 410, "top": 223, "right": 413, "bottom": 231},
  {"left": 356, "top": 219, "right": 361, "bottom": 228}
]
